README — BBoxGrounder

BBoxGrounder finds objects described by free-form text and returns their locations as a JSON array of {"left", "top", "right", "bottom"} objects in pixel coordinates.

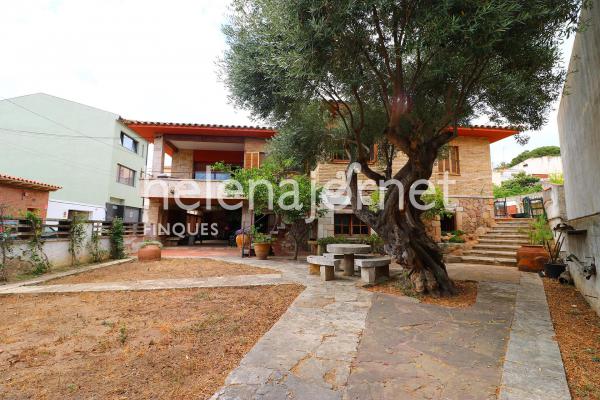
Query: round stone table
[{"left": 326, "top": 244, "right": 371, "bottom": 276}]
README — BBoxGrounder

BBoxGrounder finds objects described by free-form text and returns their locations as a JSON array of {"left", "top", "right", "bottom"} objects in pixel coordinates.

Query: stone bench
[
  {"left": 355, "top": 257, "right": 391, "bottom": 284},
  {"left": 323, "top": 253, "right": 377, "bottom": 271},
  {"left": 306, "top": 255, "right": 341, "bottom": 281}
]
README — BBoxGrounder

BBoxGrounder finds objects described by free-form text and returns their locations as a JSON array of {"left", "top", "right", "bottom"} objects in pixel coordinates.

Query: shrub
[
  {"left": 110, "top": 217, "right": 126, "bottom": 259},
  {"left": 68, "top": 216, "right": 87, "bottom": 266},
  {"left": 140, "top": 240, "right": 163, "bottom": 249}
]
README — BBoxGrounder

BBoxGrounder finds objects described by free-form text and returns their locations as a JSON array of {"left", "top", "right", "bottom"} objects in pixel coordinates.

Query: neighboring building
[
  {"left": 314, "top": 126, "right": 520, "bottom": 240},
  {"left": 556, "top": 2, "right": 600, "bottom": 313},
  {"left": 0, "top": 173, "right": 61, "bottom": 219},
  {"left": 124, "top": 119, "right": 517, "bottom": 244},
  {"left": 492, "top": 155, "right": 563, "bottom": 185},
  {"left": 0, "top": 93, "right": 147, "bottom": 221}
]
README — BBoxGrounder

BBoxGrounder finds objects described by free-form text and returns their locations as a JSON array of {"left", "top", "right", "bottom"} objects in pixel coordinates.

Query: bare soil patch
[
  {"left": 0, "top": 284, "right": 303, "bottom": 399},
  {"left": 366, "top": 275, "right": 478, "bottom": 308},
  {"left": 45, "top": 258, "right": 277, "bottom": 285},
  {"left": 544, "top": 278, "right": 600, "bottom": 399}
]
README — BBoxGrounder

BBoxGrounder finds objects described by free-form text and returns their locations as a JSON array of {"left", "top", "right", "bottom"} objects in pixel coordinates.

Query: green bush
[
  {"left": 494, "top": 172, "right": 543, "bottom": 198},
  {"left": 110, "top": 217, "right": 126, "bottom": 259}
]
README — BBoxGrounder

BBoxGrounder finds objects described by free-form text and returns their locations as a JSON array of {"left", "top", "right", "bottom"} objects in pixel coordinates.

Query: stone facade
[
  {"left": 171, "top": 149, "right": 194, "bottom": 179},
  {"left": 314, "top": 136, "right": 495, "bottom": 240}
]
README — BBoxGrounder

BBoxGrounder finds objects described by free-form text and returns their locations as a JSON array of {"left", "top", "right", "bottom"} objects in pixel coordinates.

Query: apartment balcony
[{"left": 140, "top": 172, "right": 244, "bottom": 200}]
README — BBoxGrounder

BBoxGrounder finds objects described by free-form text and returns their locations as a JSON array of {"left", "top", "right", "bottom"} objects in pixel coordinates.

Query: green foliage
[
  {"left": 25, "top": 211, "right": 51, "bottom": 275},
  {"left": 493, "top": 172, "right": 543, "bottom": 198},
  {"left": 549, "top": 173, "right": 564, "bottom": 185},
  {"left": 508, "top": 146, "right": 561, "bottom": 167},
  {"left": 140, "top": 240, "right": 163, "bottom": 249},
  {"left": 0, "top": 205, "right": 15, "bottom": 281},
  {"left": 364, "top": 234, "right": 384, "bottom": 254},
  {"left": 421, "top": 188, "right": 453, "bottom": 220},
  {"left": 68, "top": 216, "right": 87, "bottom": 266},
  {"left": 110, "top": 217, "right": 126, "bottom": 260},
  {"left": 316, "top": 236, "right": 348, "bottom": 246},
  {"left": 210, "top": 161, "right": 232, "bottom": 172},
  {"left": 528, "top": 215, "right": 553, "bottom": 245},
  {"left": 87, "top": 229, "right": 107, "bottom": 263},
  {"left": 250, "top": 226, "right": 273, "bottom": 244},
  {"left": 448, "top": 235, "right": 466, "bottom": 244}
]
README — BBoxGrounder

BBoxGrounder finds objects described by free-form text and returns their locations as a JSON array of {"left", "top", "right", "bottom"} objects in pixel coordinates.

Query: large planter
[
  {"left": 236, "top": 234, "right": 251, "bottom": 249},
  {"left": 545, "top": 262, "right": 567, "bottom": 279},
  {"left": 138, "top": 245, "right": 161, "bottom": 262},
  {"left": 254, "top": 243, "right": 271, "bottom": 260},
  {"left": 517, "top": 245, "right": 549, "bottom": 273}
]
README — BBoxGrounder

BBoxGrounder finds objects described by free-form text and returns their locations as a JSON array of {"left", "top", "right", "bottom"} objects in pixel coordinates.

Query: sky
[{"left": 0, "top": 0, "right": 575, "bottom": 167}]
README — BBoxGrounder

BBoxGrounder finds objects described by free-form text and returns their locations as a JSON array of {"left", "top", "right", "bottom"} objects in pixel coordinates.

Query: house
[
  {"left": 124, "top": 118, "right": 517, "bottom": 245},
  {"left": 492, "top": 155, "right": 563, "bottom": 185},
  {"left": 122, "top": 119, "right": 276, "bottom": 243},
  {"left": 0, "top": 93, "right": 147, "bottom": 221},
  {"left": 0, "top": 173, "right": 61, "bottom": 219},
  {"left": 556, "top": 3, "right": 600, "bottom": 313},
  {"left": 314, "top": 126, "right": 520, "bottom": 240}
]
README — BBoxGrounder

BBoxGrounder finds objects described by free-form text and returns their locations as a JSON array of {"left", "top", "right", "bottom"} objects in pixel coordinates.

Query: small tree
[
  {"left": 228, "top": 160, "right": 324, "bottom": 260},
  {"left": 110, "top": 217, "right": 126, "bottom": 259},
  {"left": 25, "top": 211, "right": 51, "bottom": 275},
  {"left": 68, "top": 215, "right": 87, "bottom": 266},
  {"left": 494, "top": 172, "right": 543, "bottom": 198},
  {"left": 0, "top": 204, "right": 15, "bottom": 281}
]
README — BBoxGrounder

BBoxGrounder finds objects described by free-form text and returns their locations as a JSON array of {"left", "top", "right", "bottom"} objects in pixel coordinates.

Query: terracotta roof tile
[
  {"left": 119, "top": 118, "right": 274, "bottom": 131},
  {"left": 0, "top": 173, "right": 61, "bottom": 191}
]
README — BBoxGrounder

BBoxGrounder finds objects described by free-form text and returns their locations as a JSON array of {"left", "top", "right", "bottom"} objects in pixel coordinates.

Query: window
[
  {"left": 244, "top": 152, "right": 265, "bottom": 169},
  {"left": 334, "top": 214, "right": 370, "bottom": 235},
  {"left": 117, "top": 164, "right": 136, "bottom": 186},
  {"left": 331, "top": 144, "right": 377, "bottom": 163},
  {"left": 437, "top": 146, "right": 460, "bottom": 174},
  {"left": 120, "top": 132, "right": 138, "bottom": 153}
]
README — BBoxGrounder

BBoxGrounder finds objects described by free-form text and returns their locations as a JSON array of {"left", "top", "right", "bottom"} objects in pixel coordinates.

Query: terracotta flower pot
[
  {"left": 254, "top": 243, "right": 271, "bottom": 260},
  {"left": 138, "top": 245, "right": 161, "bottom": 262},
  {"left": 236, "top": 234, "right": 251, "bottom": 249},
  {"left": 517, "top": 245, "right": 549, "bottom": 273}
]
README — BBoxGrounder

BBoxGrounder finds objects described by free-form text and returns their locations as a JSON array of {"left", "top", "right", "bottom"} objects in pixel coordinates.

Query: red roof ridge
[
  {"left": 119, "top": 118, "right": 275, "bottom": 131},
  {"left": 0, "top": 173, "right": 62, "bottom": 191}
]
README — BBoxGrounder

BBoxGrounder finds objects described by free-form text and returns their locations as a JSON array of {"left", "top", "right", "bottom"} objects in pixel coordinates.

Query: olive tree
[{"left": 222, "top": 0, "right": 587, "bottom": 295}]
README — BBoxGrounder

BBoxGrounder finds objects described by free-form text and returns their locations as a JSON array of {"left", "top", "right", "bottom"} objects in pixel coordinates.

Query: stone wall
[
  {"left": 171, "top": 149, "right": 194, "bottom": 179},
  {"left": 454, "top": 197, "right": 494, "bottom": 233}
]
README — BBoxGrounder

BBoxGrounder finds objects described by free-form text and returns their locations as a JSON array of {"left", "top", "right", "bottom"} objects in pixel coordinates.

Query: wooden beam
[{"left": 163, "top": 134, "right": 245, "bottom": 143}]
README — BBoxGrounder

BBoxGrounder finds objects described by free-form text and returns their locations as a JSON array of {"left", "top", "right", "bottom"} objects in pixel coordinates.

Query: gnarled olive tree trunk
[{"left": 351, "top": 147, "right": 456, "bottom": 297}]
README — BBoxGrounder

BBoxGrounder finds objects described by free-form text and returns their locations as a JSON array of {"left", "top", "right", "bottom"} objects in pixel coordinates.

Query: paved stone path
[
  {"left": 1, "top": 255, "right": 570, "bottom": 399},
  {"left": 499, "top": 272, "right": 570, "bottom": 400}
]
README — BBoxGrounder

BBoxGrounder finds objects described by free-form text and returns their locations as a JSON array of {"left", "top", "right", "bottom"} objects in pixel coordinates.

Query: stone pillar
[{"left": 152, "top": 135, "right": 165, "bottom": 176}]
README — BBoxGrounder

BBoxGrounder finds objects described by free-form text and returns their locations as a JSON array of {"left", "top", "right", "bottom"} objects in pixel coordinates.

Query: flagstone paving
[{"left": 1, "top": 256, "right": 570, "bottom": 399}]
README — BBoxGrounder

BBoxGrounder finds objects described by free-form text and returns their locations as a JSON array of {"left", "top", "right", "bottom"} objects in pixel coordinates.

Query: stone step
[
  {"left": 445, "top": 255, "right": 517, "bottom": 267},
  {"left": 494, "top": 222, "right": 532, "bottom": 228},
  {"left": 478, "top": 238, "right": 529, "bottom": 245},
  {"left": 464, "top": 249, "right": 517, "bottom": 258},
  {"left": 490, "top": 228, "right": 528, "bottom": 233},
  {"left": 472, "top": 243, "right": 522, "bottom": 252},
  {"left": 483, "top": 234, "right": 529, "bottom": 240}
]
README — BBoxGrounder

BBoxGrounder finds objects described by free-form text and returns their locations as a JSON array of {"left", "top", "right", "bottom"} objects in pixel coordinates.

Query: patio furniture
[
  {"left": 306, "top": 255, "right": 341, "bottom": 281},
  {"left": 355, "top": 257, "right": 391, "bottom": 284},
  {"left": 323, "top": 252, "right": 377, "bottom": 271},
  {"left": 326, "top": 244, "right": 371, "bottom": 276}
]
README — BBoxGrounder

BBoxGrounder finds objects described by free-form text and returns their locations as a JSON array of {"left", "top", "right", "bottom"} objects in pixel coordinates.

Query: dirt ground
[
  {"left": 0, "top": 284, "right": 303, "bottom": 399},
  {"left": 544, "top": 278, "right": 600, "bottom": 400},
  {"left": 366, "top": 276, "right": 478, "bottom": 308},
  {"left": 45, "top": 258, "right": 277, "bottom": 285}
]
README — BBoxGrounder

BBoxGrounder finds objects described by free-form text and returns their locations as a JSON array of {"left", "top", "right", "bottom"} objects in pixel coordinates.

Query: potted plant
[
  {"left": 251, "top": 226, "right": 273, "bottom": 260},
  {"left": 543, "top": 228, "right": 567, "bottom": 279},
  {"left": 138, "top": 240, "right": 162, "bottom": 262},
  {"left": 235, "top": 227, "right": 251, "bottom": 249},
  {"left": 516, "top": 216, "right": 551, "bottom": 272}
]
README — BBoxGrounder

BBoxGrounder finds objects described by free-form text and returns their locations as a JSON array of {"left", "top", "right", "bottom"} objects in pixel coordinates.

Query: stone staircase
[{"left": 446, "top": 219, "right": 532, "bottom": 267}]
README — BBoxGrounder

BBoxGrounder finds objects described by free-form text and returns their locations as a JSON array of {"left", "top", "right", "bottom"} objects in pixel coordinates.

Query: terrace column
[{"left": 152, "top": 135, "right": 165, "bottom": 176}]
